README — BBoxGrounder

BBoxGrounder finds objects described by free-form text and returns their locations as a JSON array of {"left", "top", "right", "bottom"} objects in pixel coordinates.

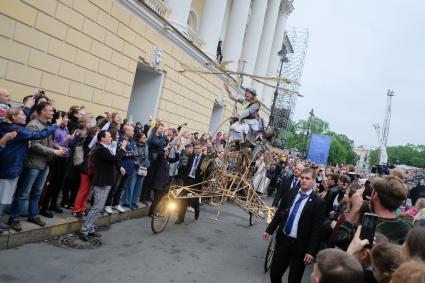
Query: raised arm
[{"left": 224, "top": 84, "right": 244, "bottom": 103}]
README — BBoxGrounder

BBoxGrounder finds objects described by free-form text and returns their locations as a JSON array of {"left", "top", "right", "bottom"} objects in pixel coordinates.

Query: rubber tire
[
  {"left": 264, "top": 234, "right": 276, "bottom": 273},
  {"left": 151, "top": 197, "right": 171, "bottom": 234},
  {"left": 249, "top": 212, "right": 256, "bottom": 226}
]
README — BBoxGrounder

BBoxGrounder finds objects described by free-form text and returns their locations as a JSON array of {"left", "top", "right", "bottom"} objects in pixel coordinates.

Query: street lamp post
[
  {"left": 269, "top": 43, "right": 288, "bottom": 127},
  {"left": 303, "top": 108, "right": 314, "bottom": 157}
]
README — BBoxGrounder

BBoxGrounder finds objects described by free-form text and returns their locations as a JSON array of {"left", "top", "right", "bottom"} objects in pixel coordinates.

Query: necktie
[
  {"left": 292, "top": 178, "right": 299, "bottom": 188},
  {"left": 284, "top": 192, "right": 309, "bottom": 235},
  {"left": 189, "top": 155, "right": 200, "bottom": 177}
]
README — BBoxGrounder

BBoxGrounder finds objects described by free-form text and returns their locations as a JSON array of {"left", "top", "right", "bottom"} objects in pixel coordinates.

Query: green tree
[
  {"left": 368, "top": 145, "right": 425, "bottom": 168},
  {"left": 283, "top": 115, "right": 359, "bottom": 164}
]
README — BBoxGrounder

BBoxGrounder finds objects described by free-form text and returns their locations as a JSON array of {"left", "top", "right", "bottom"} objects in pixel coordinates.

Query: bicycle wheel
[
  {"left": 249, "top": 212, "right": 256, "bottom": 226},
  {"left": 151, "top": 196, "right": 172, "bottom": 234},
  {"left": 264, "top": 234, "right": 276, "bottom": 272}
]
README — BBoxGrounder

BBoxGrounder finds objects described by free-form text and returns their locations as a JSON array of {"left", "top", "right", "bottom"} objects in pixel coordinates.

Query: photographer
[{"left": 336, "top": 175, "right": 412, "bottom": 246}]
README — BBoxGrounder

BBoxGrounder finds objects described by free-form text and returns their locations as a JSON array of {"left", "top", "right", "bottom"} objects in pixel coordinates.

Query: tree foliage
[
  {"left": 284, "top": 116, "right": 358, "bottom": 165},
  {"left": 368, "top": 145, "right": 425, "bottom": 168}
]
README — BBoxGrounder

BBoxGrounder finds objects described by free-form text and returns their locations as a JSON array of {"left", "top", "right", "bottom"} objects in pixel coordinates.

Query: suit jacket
[
  {"left": 272, "top": 175, "right": 301, "bottom": 207},
  {"left": 184, "top": 153, "right": 205, "bottom": 184},
  {"left": 91, "top": 143, "right": 125, "bottom": 187},
  {"left": 323, "top": 186, "right": 340, "bottom": 215},
  {"left": 266, "top": 188, "right": 325, "bottom": 257}
]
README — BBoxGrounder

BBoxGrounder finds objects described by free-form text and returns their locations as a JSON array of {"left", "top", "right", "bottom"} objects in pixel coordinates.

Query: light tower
[
  {"left": 374, "top": 90, "right": 395, "bottom": 164},
  {"left": 382, "top": 89, "right": 395, "bottom": 149}
]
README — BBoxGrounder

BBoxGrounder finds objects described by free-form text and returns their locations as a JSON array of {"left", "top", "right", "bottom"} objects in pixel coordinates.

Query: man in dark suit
[
  {"left": 175, "top": 142, "right": 204, "bottom": 224},
  {"left": 264, "top": 167, "right": 325, "bottom": 283},
  {"left": 272, "top": 163, "right": 304, "bottom": 209}
]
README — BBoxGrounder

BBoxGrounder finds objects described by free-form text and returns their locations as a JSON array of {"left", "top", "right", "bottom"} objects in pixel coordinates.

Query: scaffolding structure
[{"left": 270, "top": 27, "right": 309, "bottom": 146}]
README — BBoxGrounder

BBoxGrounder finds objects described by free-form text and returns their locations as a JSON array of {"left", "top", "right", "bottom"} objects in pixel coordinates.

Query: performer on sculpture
[{"left": 224, "top": 84, "right": 261, "bottom": 146}]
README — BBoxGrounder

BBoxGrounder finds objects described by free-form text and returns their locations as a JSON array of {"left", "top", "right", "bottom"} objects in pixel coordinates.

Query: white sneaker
[
  {"left": 113, "top": 205, "right": 125, "bottom": 213},
  {"left": 137, "top": 201, "right": 146, "bottom": 208},
  {"left": 104, "top": 206, "right": 113, "bottom": 214},
  {"left": 187, "top": 207, "right": 195, "bottom": 212}
]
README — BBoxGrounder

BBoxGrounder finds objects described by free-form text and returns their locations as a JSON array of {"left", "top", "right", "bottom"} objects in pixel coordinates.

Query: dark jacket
[
  {"left": 323, "top": 186, "right": 340, "bottom": 215},
  {"left": 0, "top": 122, "right": 57, "bottom": 179},
  {"left": 272, "top": 175, "right": 301, "bottom": 207},
  {"left": 119, "top": 138, "right": 138, "bottom": 174},
  {"left": 184, "top": 153, "right": 205, "bottom": 184},
  {"left": 67, "top": 115, "right": 78, "bottom": 133},
  {"left": 135, "top": 142, "right": 150, "bottom": 169},
  {"left": 147, "top": 127, "right": 166, "bottom": 162},
  {"left": 91, "top": 143, "right": 125, "bottom": 187},
  {"left": 266, "top": 188, "right": 325, "bottom": 257},
  {"left": 76, "top": 131, "right": 95, "bottom": 174},
  {"left": 152, "top": 152, "right": 179, "bottom": 191}
]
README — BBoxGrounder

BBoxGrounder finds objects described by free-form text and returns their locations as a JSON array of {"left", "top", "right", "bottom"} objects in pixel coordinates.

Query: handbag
[
  {"left": 137, "top": 166, "right": 147, "bottom": 176},
  {"left": 73, "top": 146, "right": 84, "bottom": 166}
]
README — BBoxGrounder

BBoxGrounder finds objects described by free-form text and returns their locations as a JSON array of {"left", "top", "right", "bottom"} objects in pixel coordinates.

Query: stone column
[
  {"left": 239, "top": 0, "right": 268, "bottom": 87},
  {"left": 250, "top": 0, "right": 281, "bottom": 100},
  {"left": 222, "top": 0, "right": 251, "bottom": 72},
  {"left": 262, "top": 0, "right": 294, "bottom": 107},
  {"left": 199, "top": 0, "right": 228, "bottom": 59},
  {"left": 165, "top": 0, "right": 193, "bottom": 35}
]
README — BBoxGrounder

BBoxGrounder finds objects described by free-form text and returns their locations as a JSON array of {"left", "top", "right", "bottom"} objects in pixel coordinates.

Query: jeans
[
  {"left": 81, "top": 186, "right": 111, "bottom": 235},
  {"left": 105, "top": 173, "right": 129, "bottom": 207},
  {"left": 132, "top": 175, "right": 145, "bottom": 206},
  {"left": 121, "top": 173, "right": 137, "bottom": 208},
  {"left": 41, "top": 158, "right": 66, "bottom": 210},
  {"left": 9, "top": 166, "right": 49, "bottom": 221}
]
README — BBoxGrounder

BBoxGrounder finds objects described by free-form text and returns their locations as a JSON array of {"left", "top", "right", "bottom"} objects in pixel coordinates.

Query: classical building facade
[{"left": 0, "top": 0, "right": 294, "bottom": 133}]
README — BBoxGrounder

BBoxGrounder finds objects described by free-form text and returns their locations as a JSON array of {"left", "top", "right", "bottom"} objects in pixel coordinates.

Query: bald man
[
  {"left": 272, "top": 163, "right": 305, "bottom": 208},
  {"left": 0, "top": 89, "right": 11, "bottom": 122}
]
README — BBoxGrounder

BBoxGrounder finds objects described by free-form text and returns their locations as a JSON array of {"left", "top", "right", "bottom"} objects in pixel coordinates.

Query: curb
[{"left": 0, "top": 206, "right": 149, "bottom": 250}]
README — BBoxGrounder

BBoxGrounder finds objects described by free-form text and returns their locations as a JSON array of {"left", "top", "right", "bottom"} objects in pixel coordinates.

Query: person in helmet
[{"left": 224, "top": 84, "right": 261, "bottom": 145}]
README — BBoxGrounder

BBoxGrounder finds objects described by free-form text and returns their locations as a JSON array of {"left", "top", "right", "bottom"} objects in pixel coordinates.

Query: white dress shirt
[
  {"left": 286, "top": 188, "right": 313, "bottom": 238},
  {"left": 188, "top": 154, "right": 201, "bottom": 179}
]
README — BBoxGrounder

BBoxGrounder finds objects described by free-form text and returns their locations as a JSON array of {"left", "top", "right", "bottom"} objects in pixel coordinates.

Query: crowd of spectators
[
  {"left": 265, "top": 156, "right": 425, "bottom": 282},
  {"left": 2, "top": 86, "right": 425, "bottom": 282},
  {"left": 0, "top": 88, "right": 229, "bottom": 239}
]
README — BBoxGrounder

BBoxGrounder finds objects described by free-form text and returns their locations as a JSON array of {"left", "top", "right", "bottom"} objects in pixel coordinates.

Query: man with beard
[{"left": 337, "top": 175, "right": 412, "bottom": 245}]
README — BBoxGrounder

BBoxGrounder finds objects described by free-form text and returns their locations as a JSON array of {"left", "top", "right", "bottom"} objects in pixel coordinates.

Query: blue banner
[{"left": 307, "top": 134, "right": 332, "bottom": 164}]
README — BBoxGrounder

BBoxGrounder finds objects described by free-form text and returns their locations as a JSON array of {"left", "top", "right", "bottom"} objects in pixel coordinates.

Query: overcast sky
[{"left": 287, "top": 0, "right": 425, "bottom": 147}]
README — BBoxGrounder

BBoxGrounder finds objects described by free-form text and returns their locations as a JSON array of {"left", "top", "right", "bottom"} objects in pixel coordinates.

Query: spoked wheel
[
  {"left": 264, "top": 233, "right": 276, "bottom": 272},
  {"left": 249, "top": 212, "right": 256, "bottom": 226},
  {"left": 151, "top": 196, "right": 172, "bottom": 234}
]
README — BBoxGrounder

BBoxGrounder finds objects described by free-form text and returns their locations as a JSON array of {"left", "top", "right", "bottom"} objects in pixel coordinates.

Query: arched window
[{"left": 187, "top": 9, "right": 199, "bottom": 32}]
